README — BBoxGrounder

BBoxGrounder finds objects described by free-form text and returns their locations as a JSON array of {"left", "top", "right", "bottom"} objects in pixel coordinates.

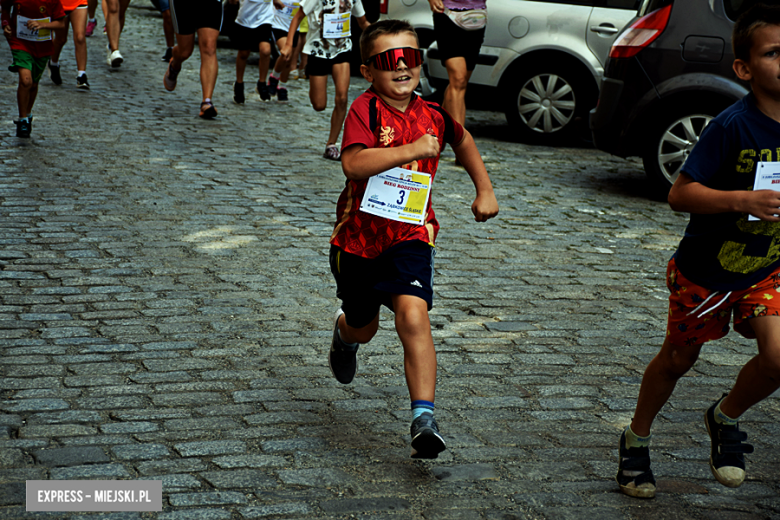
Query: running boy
[
  {"left": 616, "top": 3, "right": 780, "bottom": 499},
  {"left": 279, "top": 0, "right": 370, "bottom": 159},
  {"left": 2, "top": 0, "right": 65, "bottom": 137},
  {"left": 327, "top": 19, "right": 498, "bottom": 459}
]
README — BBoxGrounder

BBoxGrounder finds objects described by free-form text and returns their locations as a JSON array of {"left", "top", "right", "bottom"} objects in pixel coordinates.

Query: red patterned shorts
[{"left": 666, "top": 257, "right": 780, "bottom": 346}]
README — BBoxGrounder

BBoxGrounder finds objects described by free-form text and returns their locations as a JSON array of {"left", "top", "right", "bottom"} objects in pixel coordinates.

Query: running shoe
[
  {"left": 14, "top": 119, "right": 31, "bottom": 138},
  {"left": 289, "top": 69, "right": 299, "bottom": 80},
  {"left": 615, "top": 428, "right": 656, "bottom": 498},
  {"left": 268, "top": 75, "right": 279, "bottom": 96},
  {"left": 49, "top": 63, "right": 62, "bottom": 85},
  {"left": 410, "top": 413, "right": 446, "bottom": 459},
  {"left": 106, "top": 47, "right": 123, "bottom": 68},
  {"left": 233, "top": 82, "right": 245, "bottom": 105},
  {"left": 256, "top": 81, "right": 270, "bottom": 102},
  {"left": 76, "top": 74, "right": 90, "bottom": 89},
  {"left": 705, "top": 395, "right": 754, "bottom": 488},
  {"left": 328, "top": 308, "right": 358, "bottom": 384},
  {"left": 163, "top": 63, "right": 179, "bottom": 91},
  {"left": 161, "top": 47, "right": 173, "bottom": 62},
  {"left": 276, "top": 87, "right": 288, "bottom": 103},
  {"left": 323, "top": 144, "right": 341, "bottom": 161},
  {"left": 85, "top": 18, "right": 97, "bottom": 37}
]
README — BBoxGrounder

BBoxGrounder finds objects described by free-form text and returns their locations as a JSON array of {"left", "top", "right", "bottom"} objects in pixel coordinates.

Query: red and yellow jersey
[
  {"left": 331, "top": 89, "right": 465, "bottom": 259},
  {"left": 1, "top": 0, "right": 65, "bottom": 57}
]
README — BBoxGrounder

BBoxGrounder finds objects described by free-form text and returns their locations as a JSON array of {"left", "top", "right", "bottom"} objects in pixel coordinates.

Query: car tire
[
  {"left": 504, "top": 62, "right": 594, "bottom": 143},
  {"left": 642, "top": 103, "right": 722, "bottom": 194}
]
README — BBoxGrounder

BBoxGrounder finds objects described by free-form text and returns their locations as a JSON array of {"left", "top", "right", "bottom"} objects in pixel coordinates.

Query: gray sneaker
[
  {"left": 328, "top": 308, "right": 358, "bottom": 384},
  {"left": 410, "top": 413, "right": 446, "bottom": 459}
]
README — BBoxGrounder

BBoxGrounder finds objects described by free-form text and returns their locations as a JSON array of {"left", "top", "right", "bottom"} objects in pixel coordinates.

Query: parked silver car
[{"left": 381, "top": 0, "right": 640, "bottom": 142}]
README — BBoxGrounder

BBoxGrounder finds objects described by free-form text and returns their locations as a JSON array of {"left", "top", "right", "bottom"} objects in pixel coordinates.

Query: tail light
[
  {"left": 380, "top": 0, "right": 388, "bottom": 14},
  {"left": 609, "top": 4, "right": 672, "bottom": 59}
]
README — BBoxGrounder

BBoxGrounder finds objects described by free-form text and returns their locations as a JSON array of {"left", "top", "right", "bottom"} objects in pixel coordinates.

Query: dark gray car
[{"left": 590, "top": 0, "right": 759, "bottom": 193}]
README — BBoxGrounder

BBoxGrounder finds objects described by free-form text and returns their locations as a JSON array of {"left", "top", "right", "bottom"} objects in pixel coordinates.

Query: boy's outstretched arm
[
  {"left": 669, "top": 173, "right": 780, "bottom": 221},
  {"left": 452, "top": 130, "right": 499, "bottom": 222},
  {"left": 341, "top": 134, "right": 440, "bottom": 180},
  {"left": 357, "top": 15, "right": 369, "bottom": 30}
]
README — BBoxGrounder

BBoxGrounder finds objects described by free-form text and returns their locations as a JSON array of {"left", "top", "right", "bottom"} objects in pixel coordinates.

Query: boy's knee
[
  {"left": 662, "top": 345, "right": 699, "bottom": 378},
  {"left": 395, "top": 305, "right": 429, "bottom": 334},
  {"left": 19, "top": 76, "right": 34, "bottom": 89},
  {"left": 334, "top": 95, "right": 349, "bottom": 110},
  {"left": 311, "top": 100, "right": 327, "bottom": 111}
]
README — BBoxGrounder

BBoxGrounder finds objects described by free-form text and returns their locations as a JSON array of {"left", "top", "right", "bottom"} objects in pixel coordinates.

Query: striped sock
[{"left": 411, "top": 400, "right": 434, "bottom": 420}]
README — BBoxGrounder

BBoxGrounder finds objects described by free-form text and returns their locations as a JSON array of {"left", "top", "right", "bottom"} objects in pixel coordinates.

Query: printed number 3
[{"left": 397, "top": 190, "right": 406, "bottom": 205}]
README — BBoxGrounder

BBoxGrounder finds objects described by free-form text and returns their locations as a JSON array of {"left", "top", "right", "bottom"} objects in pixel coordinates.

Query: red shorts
[{"left": 666, "top": 257, "right": 780, "bottom": 346}]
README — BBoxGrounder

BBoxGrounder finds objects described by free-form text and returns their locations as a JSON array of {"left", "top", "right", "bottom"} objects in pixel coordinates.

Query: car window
[
  {"left": 596, "top": 0, "right": 640, "bottom": 9},
  {"left": 725, "top": 0, "right": 760, "bottom": 21}
]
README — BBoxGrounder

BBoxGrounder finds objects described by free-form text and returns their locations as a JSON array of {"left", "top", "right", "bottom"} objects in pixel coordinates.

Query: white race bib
[
  {"left": 17, "top": 15, "right": 51, "bottom": 42},
  {"left": 359, "top": 168, "right": 431, "bottom": 226},
  {"left": 322, "top": 12, "right": 350, "bottom": 39}
]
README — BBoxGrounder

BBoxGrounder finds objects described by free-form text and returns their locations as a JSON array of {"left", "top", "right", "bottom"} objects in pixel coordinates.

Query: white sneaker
[{"left": 107, "top": 48, "right": 123, "bottom": 68}]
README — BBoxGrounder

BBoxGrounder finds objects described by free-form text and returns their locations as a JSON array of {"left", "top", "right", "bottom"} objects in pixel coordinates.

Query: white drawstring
[{"left": 688, "top": 291, "right": 733, "bottom": 318}]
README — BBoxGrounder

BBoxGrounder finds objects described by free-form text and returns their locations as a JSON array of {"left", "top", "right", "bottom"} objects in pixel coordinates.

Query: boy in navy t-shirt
[{"left": 616, "top": 3, "right": 780, "bottom": 499}]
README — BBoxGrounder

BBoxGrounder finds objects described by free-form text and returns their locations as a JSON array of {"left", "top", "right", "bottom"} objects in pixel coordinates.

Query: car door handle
[{"left": 590, "top": 25, "right": 619, "bottom": 35}]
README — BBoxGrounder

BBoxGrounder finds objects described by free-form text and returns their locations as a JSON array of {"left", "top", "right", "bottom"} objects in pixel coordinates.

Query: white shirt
[
  {"left": 236, "top": 0, "right": 274, "bottom": 29},
  {"left": 272, "top": 0, "right": 301, "bottom": 31},
  {"left": 302, "top": 0, "right": 365, "bottom": 59}
]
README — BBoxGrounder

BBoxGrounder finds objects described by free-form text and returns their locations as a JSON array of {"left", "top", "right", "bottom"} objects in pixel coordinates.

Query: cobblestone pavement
[{"left": 1, "top": 6, "right": 779, "bottom": 520}]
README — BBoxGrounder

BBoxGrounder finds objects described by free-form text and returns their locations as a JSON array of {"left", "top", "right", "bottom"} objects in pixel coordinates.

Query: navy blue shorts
[{"left": 330, "top": 241, "right": 435, "bottom": 329}]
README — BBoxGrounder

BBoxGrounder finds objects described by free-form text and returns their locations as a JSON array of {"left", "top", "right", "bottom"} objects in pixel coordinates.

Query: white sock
[
  {"left": 89, "top": 17, "right": 96, "bottom": 23},
  {"left": 50, "top": 61, "right": 59, "bottom": 67},
  {"left": 77, "top": 70, "right": 86, "bottom": 77},
  {"left": 279, "top": 81, "right": 287, "bottom": 89}
]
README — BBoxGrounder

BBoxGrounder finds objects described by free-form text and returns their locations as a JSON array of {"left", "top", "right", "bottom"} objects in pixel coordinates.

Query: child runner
[
  {"left": 231, "top": 0, "right": 276, "bottom": 104},
  {"left": 268, "top": 0, "right": 300, "bottom": 102},
  {"left": 280, "top": 0, "right": 370, "bottom": 160},
  {"left": 327, "top": 19, "right": 498, "bottom": 458},
  {"left": 49, "top": 0, "right": 90, "bottom": 89},
  {"left": 2, "top": 0, "right": 65, "bottom": 137},
  {"left": 102, "top": 0, "right": 130, "bottom": 68},
  {"left": 616, "top": 2, "right": 780, "bottom": 499},
  {"left": 164, "top": 0, "right": 223, "bottom": 119}
]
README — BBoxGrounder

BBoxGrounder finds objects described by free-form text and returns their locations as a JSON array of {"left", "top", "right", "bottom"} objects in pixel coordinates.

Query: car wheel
[
  {"left": 643, "top": 108, "right": 718, "bottom": 193},
  {"left": 505, "top": 64, "right": 592, "bottom": 142}
]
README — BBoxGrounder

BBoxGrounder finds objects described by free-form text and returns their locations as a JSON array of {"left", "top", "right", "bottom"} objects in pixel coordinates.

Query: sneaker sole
[
  {"left": 410, "top": 430, "right": 446, "bottom": 459},
  {"left": 704, "top": 410, "right": 746, "bottom": 488},
  {"left": 617, "top": 482, "right": 656, "bottom": 499},
  {"left": 255, "top": 87, "right": 270, "bottom": 102}
]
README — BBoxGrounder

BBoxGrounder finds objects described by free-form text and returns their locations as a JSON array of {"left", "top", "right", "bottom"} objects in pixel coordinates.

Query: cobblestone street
[{"left": 1, "top": 5, "right": 779, "bottom": 519}]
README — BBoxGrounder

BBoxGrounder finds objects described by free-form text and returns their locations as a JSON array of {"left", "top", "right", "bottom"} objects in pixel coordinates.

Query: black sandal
[{"left": 199, "top": 101, "right": 217, "bottom": 119}]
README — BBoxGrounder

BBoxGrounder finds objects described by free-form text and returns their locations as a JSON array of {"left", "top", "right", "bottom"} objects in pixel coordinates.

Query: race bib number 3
[
  {"left": 17, "top": 15, "right": 51, "bottom": 41},
  {"left": 359, "top": 168, "right": 431, "bottom": 226},
  {"left": 322, "top": 12, "right": 350, "bottom": 38}
]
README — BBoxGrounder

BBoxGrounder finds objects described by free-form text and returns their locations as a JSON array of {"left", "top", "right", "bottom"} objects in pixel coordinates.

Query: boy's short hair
[
  {"left": 359, "top": 19, "right": 419, "bottom": 63},
  {"left": 733, "top": 3, "right": 780, "bottom": 62}
]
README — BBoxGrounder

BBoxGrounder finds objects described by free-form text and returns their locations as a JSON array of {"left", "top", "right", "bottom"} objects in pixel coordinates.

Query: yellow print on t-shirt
[{"left": 719, "top": 147, "right": 780, "bottom": 274}]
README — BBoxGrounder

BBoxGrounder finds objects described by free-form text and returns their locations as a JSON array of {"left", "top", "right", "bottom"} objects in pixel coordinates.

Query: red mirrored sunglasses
[{"left": 364, "top": 47, "right": 423, "bottom": 71}]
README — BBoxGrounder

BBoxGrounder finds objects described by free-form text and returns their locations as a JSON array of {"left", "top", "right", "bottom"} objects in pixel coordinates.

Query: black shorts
[
  {"left": 432, "top": 12, "right": 485, "bottom": 71},
  {"left": 234, "top": 23, "right": 272, "bottom": 51},
  {"left": 305, "top": 51, "right": 351, "bottom": 77},
  {"left": 330, "top": 241, "right": 435, "bottom": 330},
  {"left": 272, "top": 28, "right": 299, "bottom": 48},
  {"left": 170, "top": 0, "right": 223, "bottom": 35}
]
